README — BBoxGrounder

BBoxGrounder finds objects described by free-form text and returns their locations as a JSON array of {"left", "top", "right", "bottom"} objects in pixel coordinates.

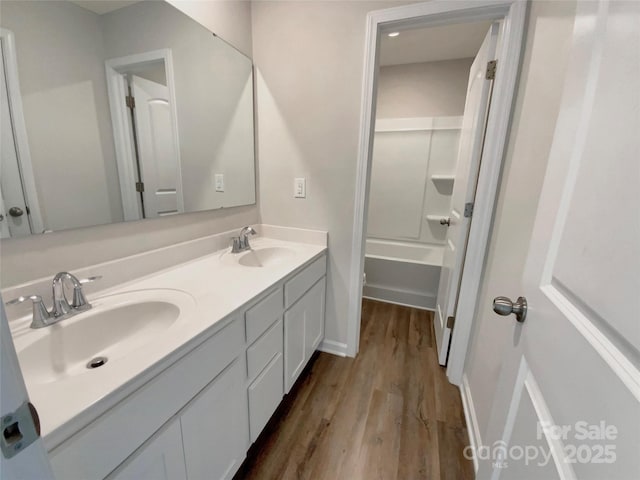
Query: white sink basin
[
  {"left": 236, "top": 247, "right": 296, "bottom": 268},
  {"left": 17, "top": 289, "right": 195, "bottom": 385}
]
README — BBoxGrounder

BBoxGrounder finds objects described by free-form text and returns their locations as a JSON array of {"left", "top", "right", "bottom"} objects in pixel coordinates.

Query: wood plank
[{"left": 235, "top": 299, "right": 474, "bottom": 480}]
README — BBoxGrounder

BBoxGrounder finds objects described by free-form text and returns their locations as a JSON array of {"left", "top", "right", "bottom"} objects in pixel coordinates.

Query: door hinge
[
  {"left": 446, "top": 316, "right": 455, "bottom": 329},
  {"left": 1, "top": 402, "right": 40, "bottom": 459},
  {"left": 135, "top": 182, "right": 144, "bottom": 193},
  {"left": 125, "top": 95, "right": 135, "bottom": 109},
  {"left": 486, "top": 60, "right": 497, "bottom": 80},
  {"left": 464, "top": 202, "right": 474, "bottom": 218}
]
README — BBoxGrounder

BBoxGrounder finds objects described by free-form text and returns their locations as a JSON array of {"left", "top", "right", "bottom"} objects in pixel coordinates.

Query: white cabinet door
[
  {"left": 304, "top": 280, "right": 325, "bottom": 360},
  {"left": 107, "top": 420, "right": 186, "bottom": 480},
  {"left": 284, "top": 297, "right": 306, "bottom": 393},
  {"left": 248, "top": 353, "right": 284, "bottom": 443},
  {"left": 284, "top": 278, "right": 326, "bottom": 393},
  {"left": 180, "top": 357, "right": 249, "bottom": 480}
]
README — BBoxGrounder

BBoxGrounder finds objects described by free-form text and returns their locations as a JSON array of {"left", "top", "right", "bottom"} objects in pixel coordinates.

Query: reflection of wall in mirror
[
  {"left": 0, "top": 1, "right": 123, "bottom": 231},
  {"left": 101, "top": 1, "right": 255, "bottom": 213},
  {"left": 367, "top": 58, "right": 472, "bottom": 246}
]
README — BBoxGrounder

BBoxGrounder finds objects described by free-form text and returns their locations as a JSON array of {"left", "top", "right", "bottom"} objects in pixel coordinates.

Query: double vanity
[{"left": 5, "top": 226, "right": 327, "bottom": 480}]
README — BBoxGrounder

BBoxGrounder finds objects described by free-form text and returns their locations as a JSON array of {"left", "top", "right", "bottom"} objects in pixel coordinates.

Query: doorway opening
[
  {"left": 105, "top": 50, "right": 185, "bottom": 221},
  {"left": 347, "top": 0, "right": 527, "bottom": 384}
]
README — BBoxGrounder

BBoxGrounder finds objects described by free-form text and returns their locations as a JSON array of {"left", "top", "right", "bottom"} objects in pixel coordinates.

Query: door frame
[
  {"left": 105, "top": 49, "right": 185, "bottom": 221},
  {"left": 0, "top": 28, "right": 44, "bottom": 235},
  {"left": 346, "top": 0, "right": 528, "bottom": 384}
]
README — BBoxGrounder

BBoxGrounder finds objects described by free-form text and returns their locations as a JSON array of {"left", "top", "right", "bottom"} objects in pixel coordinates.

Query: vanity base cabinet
[
  {"left": 180, "top": 357, "right": 249, "bottom": 480},
  {"left": 284, "top": 278, "right": 326, "bottom": 393},
  {"left": 49, "top": 253, "right": 327, "bottom": 480},
  {"left": 107, "top": 420, "right": 187, "bottom": 480}
]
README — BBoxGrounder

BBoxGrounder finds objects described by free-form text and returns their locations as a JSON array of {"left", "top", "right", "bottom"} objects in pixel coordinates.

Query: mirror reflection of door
[
  {"left": 129, "top": 73, "right": 182, "bottom": 218},
  {"left": 0, "top": 40, "right": 32, "bottom": 238},
  {"left": 110, "top": 56, "right": 184, "bottom": 220}
]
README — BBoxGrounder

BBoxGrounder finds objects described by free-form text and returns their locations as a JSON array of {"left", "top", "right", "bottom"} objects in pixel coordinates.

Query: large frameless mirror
[{"left": 0, "top": 0, "right": 255, "bottom": 237}]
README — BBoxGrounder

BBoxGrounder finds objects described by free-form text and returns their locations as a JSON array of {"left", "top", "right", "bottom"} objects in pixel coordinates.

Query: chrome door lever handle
[
  {"left": 440, "top": 217, "right": 451, "bottom": 226},
  {"left": 493, "top": 296, "right": 527, "bottom": 323}
]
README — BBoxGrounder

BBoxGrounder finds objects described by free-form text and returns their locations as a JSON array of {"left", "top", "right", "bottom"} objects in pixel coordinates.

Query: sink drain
[{"left": 86, "top": 356, "right": 108, "bottom": 369}]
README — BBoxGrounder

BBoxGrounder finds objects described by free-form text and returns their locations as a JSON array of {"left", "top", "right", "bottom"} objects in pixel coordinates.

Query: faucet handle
[
  {"left": 72, "top": 276, "right": 101, "bottom": 308},
  {"left": 6, "top": 295, "right": 35, "bottom": 306},
  {"left": 79, "top": 275, "right": 102, "bottom": 284},
  {"left": 5, "top": 295, "right": 51, "bottom": 328},
  {"left": 231, "top": 237, "right": 242, "bottom": 254}
]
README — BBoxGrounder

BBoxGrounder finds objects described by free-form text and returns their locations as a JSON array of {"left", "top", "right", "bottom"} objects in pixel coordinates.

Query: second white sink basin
[
  {"left": 237, "top": 247, "right": 296, "bottom": 268},
  {"left": 17, "top": 289, "right": 196, "bottom": 385}
]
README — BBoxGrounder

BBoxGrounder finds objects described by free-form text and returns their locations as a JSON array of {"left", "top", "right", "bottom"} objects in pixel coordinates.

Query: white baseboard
[
  {"left": 460, "top": 374, "right": 481, "bottom": 474},
  {"left": 318, "top": 339, "right": 348, "bottom": 357}
]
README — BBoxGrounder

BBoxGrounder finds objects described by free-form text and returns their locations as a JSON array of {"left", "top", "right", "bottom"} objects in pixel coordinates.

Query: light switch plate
[
  {"left": 294, "top": 177, "right": 306, "bottom": 198},
  {"left": 215, "top": 174, "right": 224, "bottom": 192}
]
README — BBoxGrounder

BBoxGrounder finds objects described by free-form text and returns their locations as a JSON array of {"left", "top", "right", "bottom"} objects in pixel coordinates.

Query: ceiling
[
  {"left": 379, "top": 21, "right": 494, "bottom": 67},
  {"left": 69, "top": 1, "right": 142, "bottom": 15}
]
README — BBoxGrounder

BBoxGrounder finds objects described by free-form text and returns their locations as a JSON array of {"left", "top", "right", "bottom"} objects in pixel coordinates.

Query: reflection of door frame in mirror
[
  {"left": 105, "top": 49, "right": 184, "bottom": 221},
  {"left": 0, "top": 28, "right": 44, "bottom": 235},
  {"left": 346, "top": 0, "right": 527, "bottom": 382}
]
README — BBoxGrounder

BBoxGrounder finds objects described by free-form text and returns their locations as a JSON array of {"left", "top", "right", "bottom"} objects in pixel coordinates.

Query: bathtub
[{"left": 363, "top": 239, "right": 443, "bottom": 310}]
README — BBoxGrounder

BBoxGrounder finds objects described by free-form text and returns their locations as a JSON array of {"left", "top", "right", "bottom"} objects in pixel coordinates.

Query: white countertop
[{"left": 8, "top": 235, "right": 326, "bottom": 450}]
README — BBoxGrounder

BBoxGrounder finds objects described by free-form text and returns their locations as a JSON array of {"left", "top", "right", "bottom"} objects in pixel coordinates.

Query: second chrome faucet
[{"left": 231, "top": 226, "right": 257, "bottom": 254}]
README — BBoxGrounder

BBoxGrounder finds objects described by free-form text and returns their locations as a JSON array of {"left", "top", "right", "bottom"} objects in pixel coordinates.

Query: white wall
[
  {"left": 368, "top": 60, "right": 470, "bottom": 246},
  {"left": 376, "top": 58, "right": 473, "bottom": 118},
  {"left": 0, "top": 0, "right": 123, "bottom": 231},
  {"left": 0, "top": 0, "right": 258, "bottom": 288},
  {"left": 167, "top": 0, "right": 253, "bottom": 58},
  {"left": 463, "top": 0, "right": 577, "bottom": 442}
]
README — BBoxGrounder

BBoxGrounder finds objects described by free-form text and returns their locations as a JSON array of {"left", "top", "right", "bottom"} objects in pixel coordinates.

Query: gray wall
[
  {"left": 376, "top": 58, "right": 473, "bottom": 118},
  {"left": 0, "top": 0, "right": 258, "bottom": 287}
]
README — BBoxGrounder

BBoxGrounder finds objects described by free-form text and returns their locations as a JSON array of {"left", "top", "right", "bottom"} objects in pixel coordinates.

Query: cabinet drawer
[
  {"left": 245, "top": 288, "right": 283, "bottom": 344},
  {"left": 284, "top": 255, "right": 326, "bottom": 308},
  {"left": 248, "top": 353, "right": 284, "bottom": 443},
  {"left": 247, "top": 317, "right": 283, "bottom": 380},
  {"left": 50, "top": 317, "right": 244, "bottom": 480}
]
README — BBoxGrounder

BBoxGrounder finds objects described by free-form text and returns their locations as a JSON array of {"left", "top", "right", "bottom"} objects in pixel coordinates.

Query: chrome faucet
[
  {"left": 6, "top": 273, "right": 101, "bottom": 328},
  {"left": 231, "top": 226, "right": 257, "bottom": 253}
]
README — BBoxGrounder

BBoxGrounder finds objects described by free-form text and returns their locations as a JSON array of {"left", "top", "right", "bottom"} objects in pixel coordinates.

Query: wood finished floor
[{"left": 235, "top": 299, "right": 474, "bottom": 480}]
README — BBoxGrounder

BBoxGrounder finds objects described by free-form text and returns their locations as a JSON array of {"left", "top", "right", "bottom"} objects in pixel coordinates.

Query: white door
[
  {"left": 131, "top": 75, "right": 183, "bottom": 218},
  {"left": 0, "top": 41, "right": 31, "bottom": 238},
  {"left": 434, "top": 23, "right": 499, "bottom": 365},
  {"left": 0, "top": 300, "right": 54, "bottom": 479},
  {"left": 479, "top": 2, "right": 640, "bottom": 478}
]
